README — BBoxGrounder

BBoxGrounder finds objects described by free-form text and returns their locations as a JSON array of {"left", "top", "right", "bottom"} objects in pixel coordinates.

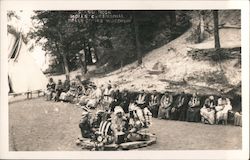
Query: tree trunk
[
  {"left": 213, "top": 10, "right": 220, "bottom": 49},
  {"left": 62, "top": 53, "right": 70, "bottom": 81},
  {"left": 57, "top": 31, "right": 70, "bottom": 81},
  {"left": 120, "top": 60, "right": 123, "bottom": 72},
  {"left": 199, "top": 10, "right": 205, "bottom": 42},
  {"left": 133, "top": 12, "right": 142, "bottom": 65},
  {"left": 83, "top": 61, "right": 87, "bottom": 74},
  {"left": 80, "top": 62, "right": 85, "bottom": 76},
  {"left": 80, "top": 59, "right": 87, "bottom": 75},
  {"left": 170, "top": 11, "right": 176, "bottom": 38},
  {"left": 61, "top": 59, "right": 65, "bottom": 74},
  {"left": 79, "top": 49, "right": 87, "bottom": 76}
]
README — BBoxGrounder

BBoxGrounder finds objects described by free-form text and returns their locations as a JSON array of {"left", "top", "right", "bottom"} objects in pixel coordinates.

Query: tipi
[{"left": 8, "top": 31, "right": 48, "bottom": 94}]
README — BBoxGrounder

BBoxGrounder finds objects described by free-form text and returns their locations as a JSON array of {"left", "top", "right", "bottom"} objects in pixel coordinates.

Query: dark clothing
[
  {"left": 178, "top": 104, "right": 188, "bottom": 121},
  {"left": 204, "top": 98, "right": 216, "bottom": 109},
  {"left": 186, "top": 96, "right": 201, "bottom": 122},
  {"left": 91, "top": 117, "right": 102, "bottom": 133},
  {"left": 148, "top": 94, "right": 161, "bottom": 118},
  {"left": 46, "top": 82, "right": 56, "bottom": 100},
  {"left": 109, "top": 90, "right": 122, "bottom": 112},
  {"left": 171, "top": 94, "right": 188, "bottom": 120},
  {"left": 178, "top": 94, "right": 189, "bottom": 121},
  {"left": 186, "top": 107, "right": 200, "bottom": 122},
  {"left": 109, "top": 100, "right": 121, "bottom": 112},
  {"left": 79, "top": 116, "right": 92, "bottom": 138},
  {"left": 120, "top": 93, "right": 131, "bottom": 113},
  {"left": 63, "top": 81, "right": 70, "bottom": 92},
  {"left": 77, "top": 85, "right": 84, "bottom": 96},
  {"left": 76, "top": 80, "right": 87, "bottom": 96},
  {"left": 135, "top": 93, "right": 149, "bottom": 108},
  {"left": 158, "top": 94, "right": 173, "bottom": 119},
  {"left": 47, "top": 82, "right": 56, "bottom": 91},
  {"left": 112, "top": 90, "right": 122, "bottom": 102},
  {"left": 55, "top": 83, "right": 63, "bottom": 101}
]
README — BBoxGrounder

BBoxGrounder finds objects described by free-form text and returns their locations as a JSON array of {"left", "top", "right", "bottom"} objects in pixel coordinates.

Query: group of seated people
[
  {"left": 45, "top": 76, "right": 97, "bottom": 103},
  {"left": 92, "top": 86, "right": 241, "bottom": 126},
  {"left": 46, "top": 76, "right": 242, "bottom": 142},
  {"left": 78, "top": 102, "right": 152, "bottom": 145},
  {"left": 138, "top": 90, "right": 242, "bottom": 126}
]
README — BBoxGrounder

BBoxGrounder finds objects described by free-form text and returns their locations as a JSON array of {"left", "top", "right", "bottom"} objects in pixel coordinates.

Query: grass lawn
[{"left": 9, "top": 98, "right": 242, "bottom": 151}]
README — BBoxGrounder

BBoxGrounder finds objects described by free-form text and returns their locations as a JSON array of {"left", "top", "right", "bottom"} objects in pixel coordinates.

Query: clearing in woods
[
  {"left": 9, "top": 98, "right": 241, "bottom": 151},
  {"left": 8, "top": 11, "right": 242, "bottom": 151}
]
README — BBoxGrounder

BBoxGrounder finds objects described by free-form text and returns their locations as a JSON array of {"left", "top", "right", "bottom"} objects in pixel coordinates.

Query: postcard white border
[{"left": 0, "top": 0, "right": 249, "bottom": 159}]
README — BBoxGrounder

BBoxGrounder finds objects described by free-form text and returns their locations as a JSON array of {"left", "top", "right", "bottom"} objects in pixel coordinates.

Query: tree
[
  {"left": 132, "top": 11, "right": 142, "bottom": 65},
  {"left": 30, "top": 11, "right": 90, "bottom": 80},
  {"left": 169, "top": 11, "right": 177, "bottom": 38},
  {"left": 198, "top": 10, "right": 205, "bottom": 42},
  {"left": 57, "top": 23, "right": 70, "bottom": 80},
  {"left": 78, "top": 48, "right": 87, "bottom": 75},
  {"left": 29, "top": 10, "right": 190, "bottom": 77},
  {"left": 213, "top": 10, "right": 220, "bottom": 49}
]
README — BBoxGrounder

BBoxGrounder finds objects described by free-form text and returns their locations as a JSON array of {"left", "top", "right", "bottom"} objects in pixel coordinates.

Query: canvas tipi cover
[{"left": 8, "top": 32, "right": 47, "bottom": 93}]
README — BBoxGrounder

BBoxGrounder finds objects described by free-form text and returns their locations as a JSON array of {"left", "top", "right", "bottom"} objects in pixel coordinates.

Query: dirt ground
[{"left": 9, "top": 98, "right": 242, "bottom": 151}]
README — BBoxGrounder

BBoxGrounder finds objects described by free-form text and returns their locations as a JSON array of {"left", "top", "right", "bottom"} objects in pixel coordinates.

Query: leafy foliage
[
  {"left": 187, "top": 47, "right": 241, "bottom": 63},
  {"left": 29, "top": 10, "right": 191, "bottom": 74}
]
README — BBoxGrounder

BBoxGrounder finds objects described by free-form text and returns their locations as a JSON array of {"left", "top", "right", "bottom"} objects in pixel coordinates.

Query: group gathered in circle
[{"left": 45, "top": 76, "right": 242, "bottom": 128}]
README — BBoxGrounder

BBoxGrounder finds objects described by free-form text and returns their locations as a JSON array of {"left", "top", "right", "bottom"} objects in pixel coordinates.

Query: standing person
[
  {"left": 148, "top": 90, "right": 161, "bottom": 118},
  {"left": 54, "top": 79, "right": 64, "bottom": 102},
  {"left": 200, "top": 96, "right": 216, "bottom": 124},
  {"left": 215, "top": 97, "right": 232, "bottom": 125},
  {"left": 109, "top": 89, "right": 122, "bottom": 112},
  {"left": 186, "top": 92, "right": 201, "bottom": 122},
  {"left": 120, "top": 89, "right": 131, "bottom": 113},
  {"left": 103, "top": 84, "right": 114, "bottom": 103},
  {"left": 158, "top": 91, "right": 173, "bottom": 119},
  {"left": 45, "top": 78, "right": 56, "bottom": 101}
]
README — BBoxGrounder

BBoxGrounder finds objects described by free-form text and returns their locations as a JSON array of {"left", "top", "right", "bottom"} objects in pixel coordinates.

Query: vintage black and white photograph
[
  {"left": 1, "top": 0, "right": 250, "bottom": 158},
  {"left": 6, "top": 9, "right": 244, "bottom": 152}
]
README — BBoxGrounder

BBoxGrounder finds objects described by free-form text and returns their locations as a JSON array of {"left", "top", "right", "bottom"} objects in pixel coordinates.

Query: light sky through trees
[{"left": 8, "top": 10, "right": 47, "bottom": 71}]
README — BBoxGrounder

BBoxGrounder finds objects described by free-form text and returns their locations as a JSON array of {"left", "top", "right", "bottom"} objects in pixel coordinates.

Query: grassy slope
[{"left": 90, "top": 27, "right": 241, "bottom": 94}]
